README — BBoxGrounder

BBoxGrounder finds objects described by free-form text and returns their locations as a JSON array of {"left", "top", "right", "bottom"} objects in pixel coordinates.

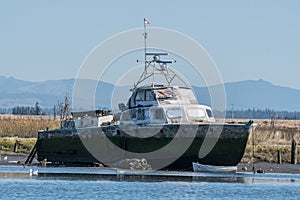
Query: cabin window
[
  {"left": 166, "top": 108, "right": 182, "bottom": 119},
  {"left": 137, "top": 108, "right": 145, "bottom": 120},
  {"left": 206, "top": 109, "right": 213, "bottom": 118},
  {"left": 145, "top": 90, "right": 155, "bottom": 101},
  {"left": 129, "top": 96, "right": 135, "bottom": 108},
  {"left": 154, "top": 108, "right": 165, "bottom": 120},
  {"left": 135, "top": 91, "right": 145, "bottom": 101},
  {"left": 129, "top": 109, "right": 136, "bottom": 119},
  {"left": 187, "top": 108, "right": 206, "bottom": 118}
]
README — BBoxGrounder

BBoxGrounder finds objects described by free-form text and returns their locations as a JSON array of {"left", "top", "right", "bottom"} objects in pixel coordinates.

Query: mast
[
  {"left": 144, "top": 18, "right": 149, "bottom": 70},
  {"left": 132, "top": 18, "right": 187, "bottom": 90}
]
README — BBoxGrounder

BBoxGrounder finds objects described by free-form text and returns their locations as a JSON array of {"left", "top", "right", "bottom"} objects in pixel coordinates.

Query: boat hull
[{"left": 36, "top": 123, "right": 253, "bottom": 170}]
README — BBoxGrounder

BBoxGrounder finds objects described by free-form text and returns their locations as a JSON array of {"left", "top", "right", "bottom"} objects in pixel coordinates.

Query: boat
[
  {"left": 31, "top": 20, "right": 256, "bottom": 171},
  {"left": 192, "top": 162, "right": 237, "bottom": 173}
]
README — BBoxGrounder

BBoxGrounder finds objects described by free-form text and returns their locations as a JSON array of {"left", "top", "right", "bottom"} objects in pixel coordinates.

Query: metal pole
[
  {"left": 277, "top": 149, "right": 281, "bottom": 164},
  {"left": 251, "top": 126, "right": 256, "bottom": 173},
  {"left": 291, "top": 139, "right": 297, "bottom": 164},
  {"left": 144, "top": 18, "right": 147, "bottom": 71}
]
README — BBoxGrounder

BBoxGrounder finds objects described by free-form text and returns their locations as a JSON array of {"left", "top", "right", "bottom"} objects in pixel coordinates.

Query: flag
[{"left": 144, "top": 18, "right": 150, "bottom": 25}]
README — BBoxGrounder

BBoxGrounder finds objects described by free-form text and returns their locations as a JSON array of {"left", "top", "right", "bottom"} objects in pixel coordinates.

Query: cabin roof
[
  {"left": 128, "top": 85, "right": 198, "bottom": 107},
  {"left": 133, "top": 85, "right": 191, "bottom": 91}
]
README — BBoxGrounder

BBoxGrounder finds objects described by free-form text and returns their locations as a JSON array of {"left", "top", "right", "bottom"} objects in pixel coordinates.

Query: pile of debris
[{"left": 112, "top": 158, "right": 152, "bottom": 170}]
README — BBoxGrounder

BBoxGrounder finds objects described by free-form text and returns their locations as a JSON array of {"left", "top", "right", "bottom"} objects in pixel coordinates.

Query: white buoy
[
  {"left": 3, "top": 156, "right": 7, "bottom": 161},
  {"left": 29, "top": 169, "right": 38, "bottom": 176}
]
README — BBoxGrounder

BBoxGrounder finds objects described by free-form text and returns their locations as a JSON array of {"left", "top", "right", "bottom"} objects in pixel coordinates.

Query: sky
[{"left": 1, "top": 0, "right": 300, "bottom": 89}]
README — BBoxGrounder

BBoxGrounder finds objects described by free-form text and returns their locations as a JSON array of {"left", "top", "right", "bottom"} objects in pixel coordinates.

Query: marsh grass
[
  {"left": 240, "top": 119, "right": 300, "bottom": 163},
  {"left": 0, "top": 115, "right": 59, "bottom": 154},
  {"left": 0, "top": 137, "right": 36, "bottom": 154},
  {"left": 0, "top": 114, "right": 60, "bottom": 138}
]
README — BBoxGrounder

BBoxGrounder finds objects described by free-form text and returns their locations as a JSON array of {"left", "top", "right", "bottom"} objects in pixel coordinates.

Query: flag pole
[{"left": 144, "top": 18, "right": 147, "bottom": 71}]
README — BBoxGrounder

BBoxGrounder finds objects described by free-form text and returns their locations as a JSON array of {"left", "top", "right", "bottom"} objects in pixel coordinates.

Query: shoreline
[
  {"left": 1, "top": 155, "right": 299, "bottom": 174},
  {"left": 237, "top": 162, "right": 300, "bottom": 174}
]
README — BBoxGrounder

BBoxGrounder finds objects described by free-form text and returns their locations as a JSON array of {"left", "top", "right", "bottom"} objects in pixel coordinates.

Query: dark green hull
[{"left": 36, "top": 122, "right": 253, "bottom": 170}]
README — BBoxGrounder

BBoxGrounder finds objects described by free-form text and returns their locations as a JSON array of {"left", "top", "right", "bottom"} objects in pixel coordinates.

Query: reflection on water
[{"left": 0, "top": 165, "right": 299, "bottom": 200}]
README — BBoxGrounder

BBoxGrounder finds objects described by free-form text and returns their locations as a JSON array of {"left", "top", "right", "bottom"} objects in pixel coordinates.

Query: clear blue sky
[{"left": 1, "top": 0, "right": 300, "bottom": 89}]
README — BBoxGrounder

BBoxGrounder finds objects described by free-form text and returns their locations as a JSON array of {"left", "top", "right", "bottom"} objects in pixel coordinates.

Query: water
[{"left": 0, "top": 165, "right": 300, "bottom": 200}]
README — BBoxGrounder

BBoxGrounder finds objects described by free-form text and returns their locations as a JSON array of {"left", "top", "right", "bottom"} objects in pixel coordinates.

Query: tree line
[
  {"left": 11, "top": 101, "right": 43, "bottom": 115},
  {"left": 214, "top": 108, "right": 300, "bottom": 120},
  {"left": 0, "top": 96, "right": 70, "bottom": 120},
  {"left": 1, "top": 103, "right": 300, "bottom": 120}
]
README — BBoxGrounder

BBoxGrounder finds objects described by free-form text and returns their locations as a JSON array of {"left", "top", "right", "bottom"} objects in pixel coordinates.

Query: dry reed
[{"left": 0, "top": 114, "right": 60, "bottom": 138}]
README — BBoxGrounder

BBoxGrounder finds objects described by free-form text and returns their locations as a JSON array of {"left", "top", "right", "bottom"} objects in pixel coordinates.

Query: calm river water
[{"left": 0, "top": 165, "right": 299, "bottom": 200}]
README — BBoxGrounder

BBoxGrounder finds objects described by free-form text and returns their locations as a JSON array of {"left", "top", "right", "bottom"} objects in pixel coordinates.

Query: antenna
[
  {"left": 132, "top": 19, "right": 187, "bottom": 90},
  {"left": 144, "top": 18, "right": 150, "bottom": 71}
]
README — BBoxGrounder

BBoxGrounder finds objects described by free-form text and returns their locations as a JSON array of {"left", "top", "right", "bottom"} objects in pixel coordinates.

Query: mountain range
[{"left": 0, "top": 76, "right": 299, "bottom": 111}]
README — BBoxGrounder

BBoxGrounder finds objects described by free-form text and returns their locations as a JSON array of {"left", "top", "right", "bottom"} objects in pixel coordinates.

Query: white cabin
[
  {"left": 61, "top": 110, "right": 114, "bottom": 129},
  {"left": 120, "top": 85, "right": 215, "bottom": 125}
]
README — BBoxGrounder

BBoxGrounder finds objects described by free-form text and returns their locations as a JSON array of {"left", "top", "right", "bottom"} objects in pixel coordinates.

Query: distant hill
[
  {"left": 194, "top": 79, "right": 300, "bottom": 111},
  {"left": 223, "top": 79, "right": 300, "bottom": 111},
  {"left": 0, "top": 76, "right": 299, "bottom": 111}
]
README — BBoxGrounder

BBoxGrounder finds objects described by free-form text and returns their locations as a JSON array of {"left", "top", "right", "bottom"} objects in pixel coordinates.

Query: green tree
[{"left": 34, "top": 101, "right": 41, "bottom": 115}]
